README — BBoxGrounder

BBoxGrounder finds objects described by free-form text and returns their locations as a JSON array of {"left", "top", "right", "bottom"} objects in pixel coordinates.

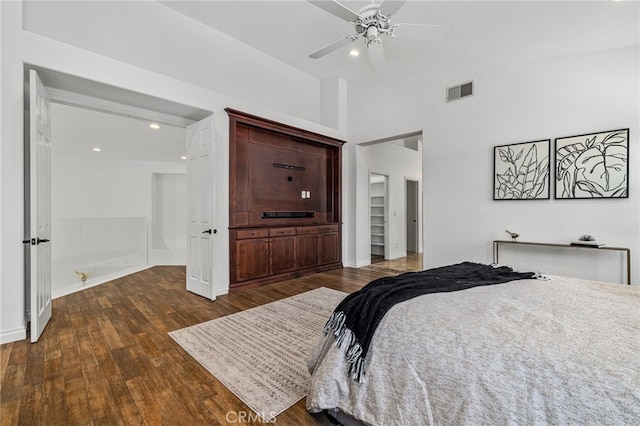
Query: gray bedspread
[{"left": 306, "top": 275, "right": 640, "bottom": 425}]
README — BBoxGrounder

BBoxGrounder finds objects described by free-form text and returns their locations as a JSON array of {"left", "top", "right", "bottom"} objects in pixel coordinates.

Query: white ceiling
[
  {"left": 50, "top": 0, "right": 639, "bottom": 162},
  {"left": 51, "top": 103, "right": 187, "bottom": 163},
  {"left": 161, "top": 0, "right": 640, "bottom": 81}
]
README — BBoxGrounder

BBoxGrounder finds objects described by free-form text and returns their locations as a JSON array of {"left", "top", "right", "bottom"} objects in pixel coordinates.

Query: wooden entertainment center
[{"left": 227, "top": 109, "right": 345, "bottom": 288}]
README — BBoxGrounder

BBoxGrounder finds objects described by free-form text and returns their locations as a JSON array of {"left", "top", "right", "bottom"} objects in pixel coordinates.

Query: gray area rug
[{"left": 169, "top": 287, "right": 347, "bottom": 422}]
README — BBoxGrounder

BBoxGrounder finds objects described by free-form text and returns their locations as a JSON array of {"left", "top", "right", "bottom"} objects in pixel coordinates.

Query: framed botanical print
[
  {"left": 494, "top": 139, "right": 550, "bottom": 200},
  {"left": 555, "top": 128, "right": 629, "bottom": 199}
]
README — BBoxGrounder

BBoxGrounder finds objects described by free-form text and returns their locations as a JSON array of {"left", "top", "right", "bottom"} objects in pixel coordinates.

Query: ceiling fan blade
[
  {"left": 378, "top": 0, "right": 407, "bottom": 17},
  {"left": 308, "top": 0, "right": 360, "bottom": 22},
  {"left": 368, "top": 42, "right": 386, "bottom": 71},
  {"left": 393, "top": 23, "right": 450, "bottom": 41},
  {"left": 309, "top": 35, "right": 357, "bottom": 59}
]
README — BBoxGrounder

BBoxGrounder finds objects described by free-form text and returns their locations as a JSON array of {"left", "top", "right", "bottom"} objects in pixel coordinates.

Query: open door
[
  {"left": 186, "top": 116, "right": 216, "bottom": 300},
  {"left": 406, "top": 179, "right": 419, "bottom": 253},
  {"left": 27, "top": 70, "right": 53, "bottom": 342}
]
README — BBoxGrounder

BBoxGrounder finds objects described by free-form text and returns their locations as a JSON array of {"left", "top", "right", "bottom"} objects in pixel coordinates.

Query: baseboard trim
[
  {"left": 344, "top": 260, "right": 371, "bottom": 268},
  {"left": 214, "top": 286, "right": 229, "bottom": 297},
  {"left": 0, "top": 324, "right": 27, "bottom": 345},
  {"left": 52, "top": 265, "right": 153, "bottom": 299}
]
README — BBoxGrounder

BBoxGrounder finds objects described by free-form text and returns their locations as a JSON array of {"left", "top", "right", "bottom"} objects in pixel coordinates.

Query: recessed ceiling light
[
  {"left": 180, "top": 156, "right": 187, "bottom": 160},
  {"left": 92, "top": 147, "right": 102, "bottom": 152},
  {"left": 349, "top": 49, "right": 359, "bottom": 57},
  {"left": 149, "top": 123, "right": 160, "bottom": 130}
]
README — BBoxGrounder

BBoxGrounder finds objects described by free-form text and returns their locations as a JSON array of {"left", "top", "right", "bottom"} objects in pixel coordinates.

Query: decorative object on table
[
  {"left": 494, "top": 139, "right": 550, "bottom": 200},
  {"left": 570, "top": 234, "right": 606, "bottom": 247},
  {"left": 505, "top": 230, "right": 520, "bottom": 241},
  {"left": 555, "top": 128, "right": 629, "bottom": 199}
]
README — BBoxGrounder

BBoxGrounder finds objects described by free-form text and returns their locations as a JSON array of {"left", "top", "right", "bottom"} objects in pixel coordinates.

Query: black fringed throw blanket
[{"left": 323, "top": 262, "right": 537, "bottom": 382}]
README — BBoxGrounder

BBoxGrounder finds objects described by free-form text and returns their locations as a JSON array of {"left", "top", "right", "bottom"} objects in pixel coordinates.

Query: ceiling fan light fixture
[
  {"left": 365, "top": 25, "right": 383, "bottom": 47},
  {"left": 307, "top": 0, "right": 447, "bottom": 70}
]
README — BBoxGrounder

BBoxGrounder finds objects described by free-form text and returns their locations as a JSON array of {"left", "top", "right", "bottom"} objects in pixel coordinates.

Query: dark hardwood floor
[{"left": 0, "top": 256, "right": 422, "bottom": 426}]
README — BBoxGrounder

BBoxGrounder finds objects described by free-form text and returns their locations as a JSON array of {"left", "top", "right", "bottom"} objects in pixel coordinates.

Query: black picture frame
[
  {"left": 493, "top": 139, "right": 550, "bottom": 200},
  {"left": 555, "top": 128, "right": 629, "bottom": 199}
]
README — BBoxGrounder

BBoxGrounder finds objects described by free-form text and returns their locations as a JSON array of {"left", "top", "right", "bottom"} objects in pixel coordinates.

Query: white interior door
[
  {"left": 28, "top": 69, "right": 53, "bottom": 342},
  {"left": 186, "top": 116, "right": 216, "bottom": 299},
  {"left": 406, "top": 179, "right": 419, "bottom": 253}
]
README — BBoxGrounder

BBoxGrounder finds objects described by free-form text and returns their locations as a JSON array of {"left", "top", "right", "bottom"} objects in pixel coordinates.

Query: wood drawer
[
  {"left": 296, "top": 226, "right": 319, "bottom": 235},
  {"left": 236, "top": 228, "right": 269, "bottom": 240},
  {"left": 269, "top": 227, "right": 296, "bottom": 237},
  {"left": 316, "top": 224, "right": 339, "bottom": 234}
]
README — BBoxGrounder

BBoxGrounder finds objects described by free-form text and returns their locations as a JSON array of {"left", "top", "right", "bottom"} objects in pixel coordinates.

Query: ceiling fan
[{"left": 308, "top": 0, "right": 448, "bottom": 70}]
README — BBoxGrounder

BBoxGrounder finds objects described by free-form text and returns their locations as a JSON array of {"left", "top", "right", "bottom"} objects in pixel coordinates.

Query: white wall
[
  {"left": 52, "top": 154, "right": 186, "bottom": 219},
  {"left": 52, "top": 153, "right": 187, "bottom": 261},
  {"left": 348, "top": 46, "right": 639, "bottom": 285},
  {"left": 22, "top": 0, "right": 322, "bottom": 124},
  {"left": 0, "top": 1, "right": 346, "bottom": 343}
]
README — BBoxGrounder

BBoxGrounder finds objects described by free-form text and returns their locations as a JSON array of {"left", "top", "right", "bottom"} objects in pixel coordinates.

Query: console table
[{"left": 492, "top": 240, "right": 631, "bottom": 285}]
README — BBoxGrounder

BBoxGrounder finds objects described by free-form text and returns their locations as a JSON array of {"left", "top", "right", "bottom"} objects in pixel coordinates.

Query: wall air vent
[{"left": 446, "top": 81, "right": 474, "bottom": 102}]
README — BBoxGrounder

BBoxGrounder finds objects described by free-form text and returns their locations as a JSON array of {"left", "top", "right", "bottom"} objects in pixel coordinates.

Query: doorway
[
  {"left": 359, "top": 131, "right": 422, "bottom": 266},
  {"left": 24, "top": 66, "right": 216, "bottom": 341},
  {"left": 49, "top": 102, "right": 187, "bottom": 298},
  {"left": 151, "top": 173, "right": 187, "bottom": 265},
  {"left": 370, "top": 172, "right": 388, "bottom": 263}
]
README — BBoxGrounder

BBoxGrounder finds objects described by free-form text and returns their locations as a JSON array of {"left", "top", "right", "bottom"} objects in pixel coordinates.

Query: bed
[{"left": 306, "top": 262, "right": 640, "bottom": 425}]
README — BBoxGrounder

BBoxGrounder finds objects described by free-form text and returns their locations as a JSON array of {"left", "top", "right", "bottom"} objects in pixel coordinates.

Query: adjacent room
[
  {"left": 1, "top": 1, "right": 638, "bottom": 425},
  {"left": 50, "top": 102, "right": 188, "bottom": 298}
]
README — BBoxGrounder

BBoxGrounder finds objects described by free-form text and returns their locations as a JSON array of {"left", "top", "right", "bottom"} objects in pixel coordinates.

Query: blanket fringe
[
  {"left": 533, "top": 272, "right": 551, "bottom": 281},
  {"left": 323, "top": 311, "right": 366, "bottom": 383},
  {"left": 492, "top": 263, "right": 550, "bottom": 281}
]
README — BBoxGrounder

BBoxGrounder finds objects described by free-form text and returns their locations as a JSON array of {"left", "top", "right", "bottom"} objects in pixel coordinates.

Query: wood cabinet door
[
  {"left": 234, "top": 238, "right": 269, "bottom": 282},
  {"left": 296, "top": 233, "right": 318, "bottom": 269},
  {"left": 270, "top": 236, "right": 296, "bottom": 274},
  {"left": 318, "top": 232, "right": 340, "bottom": 265}
]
